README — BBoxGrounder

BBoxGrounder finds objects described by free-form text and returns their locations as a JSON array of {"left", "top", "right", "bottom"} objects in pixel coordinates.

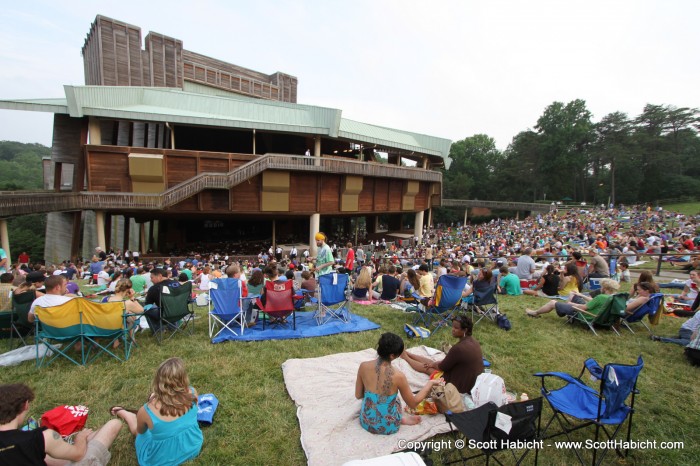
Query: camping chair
[
  {"left": 314, "top": 273, "right": 350, "bottom": 325},
  {"left": 444, "top": 397, "right": 543, "bottom": 466},
  {"left": 412, "top": 274, "right": 468, "bottom": 331},
  {"left": 155, "top": 281, "right": 195, "bottom": 344},
  {"left": 568, "top": 292, "right": 627, "bottom": 336},
  {"left": 208, "top": 277, "right": 249, "bottom": 339},
  {"left": 80, "top": 299, "right": 134, "bottom": 363},
  {"left": 466, "top": 283, "right": 500, "bottom": 326},
  {"left": 34, "top": 301, "right": 85, "bottom": 367},
  {"left": 620, "top": 293, "right": 663, "bottom": 335},
  {"left": 256, "top": 280, "right": 296, "bottom": 330},
  {"left": 9, "top": 290, "right": 36, "bottom": 348},
  {"left": 534, "top": 356, "right": 644, "bottom": 466}
]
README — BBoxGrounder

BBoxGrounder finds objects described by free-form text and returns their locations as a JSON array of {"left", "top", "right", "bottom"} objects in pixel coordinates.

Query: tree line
[
  {"left": 443, "top": 101, "right": 700, "bottom": 208},
  {"left": 0, "top": 140, "right": 49, "bottom": 261}
]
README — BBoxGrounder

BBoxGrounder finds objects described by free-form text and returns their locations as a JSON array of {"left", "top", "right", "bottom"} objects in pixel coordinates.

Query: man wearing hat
[{"left": 314, "top": 232, "right": 335, "bottom": 276}]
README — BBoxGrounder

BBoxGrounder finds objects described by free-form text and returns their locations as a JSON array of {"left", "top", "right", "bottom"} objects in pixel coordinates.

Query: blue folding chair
[
  {"left": 534, "top": 356, "right": 644, "bottom": 466},
  {"left": 315, "top": 273, "right": 350, "bottom": 325},
  {"left": 412, "top": 274, "right": 468, "bottom": 332},
  {"left": 208, "top": 277, "right": 251, "bottom": 339},
  {"left": 467, "top": 282, "right": 500, "bottom": 326},
  {"left": 620, "top": 293, "right": 663, "bottom": 335}
]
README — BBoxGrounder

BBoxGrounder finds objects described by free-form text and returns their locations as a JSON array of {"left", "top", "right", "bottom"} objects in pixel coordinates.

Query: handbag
[
  {"left": 431, "top": 383, "right": 465, "bottom": 414},
  {"left": 40, "top": 405, "right": 89, "bottom": 437}
]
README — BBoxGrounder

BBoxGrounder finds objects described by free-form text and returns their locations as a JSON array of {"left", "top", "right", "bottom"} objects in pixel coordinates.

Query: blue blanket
[{"left": 211, "top": 311, "right": 379, "bottom": 343}]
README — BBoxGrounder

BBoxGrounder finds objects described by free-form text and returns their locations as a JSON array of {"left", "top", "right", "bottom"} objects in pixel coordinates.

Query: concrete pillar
[
  {"left": 253, "top": 129, "right": 256, "bottom": 155},
  {"left": 88, "top": 117, "right": 101, "bottom": 145},
  {"left": 423, "top": 157, "right": 429, "bottom": 169},
  {"left": 427, "top": 207, "right": 433, "bottom": 229},
  {"left": 0, "top": 219, "right": 10, "bottom": 269},
  {"left": 414, "top": 211, "right": 424, "bottom": 245},
  {"left": 139, "top": 223, "right": 147, "bottom": 254},
  {"left": 123, "top": 216, "right": 130, "bottom": 252},
  {"left": 463, "top": 208, "right": 468, "bottom": 227},
  {"left": 272, "top": 220, "right": 276, "bottom": 249},
  {"left": 95, "top": 210, "right": 106, "bottom": 251},
  {"left": 314, "top": 136, "right": 321, "bottom": 167},
  {"left": 149, "top": 220, "right": 155, "bottom": 252},
  {"left": 309, "top": 213, "right": 320, "bottom": 257}
]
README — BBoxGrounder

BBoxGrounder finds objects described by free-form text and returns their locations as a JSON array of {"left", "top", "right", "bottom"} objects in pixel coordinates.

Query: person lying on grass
[
  {"left": 110, "top": 357, "right": 203, "bottom": 466},
  {"left": 355, "top": 332, "right": 443, "bottom": 435},
  {"left": 526, "top": 278, "right": 620, "bottom": 319}
]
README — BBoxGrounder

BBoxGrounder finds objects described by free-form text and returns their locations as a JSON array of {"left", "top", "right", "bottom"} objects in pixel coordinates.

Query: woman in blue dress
[
  {"left": 355, "top": 333, "right": 443, "bottom": 435},
  {"left": 111, "top": 357, "right": 203, "bottom": 465}
]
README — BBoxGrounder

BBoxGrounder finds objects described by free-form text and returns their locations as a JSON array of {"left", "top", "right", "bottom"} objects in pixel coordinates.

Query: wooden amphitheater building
[{"left": 0, "top": 15, "right": 451, "bottom": 263}]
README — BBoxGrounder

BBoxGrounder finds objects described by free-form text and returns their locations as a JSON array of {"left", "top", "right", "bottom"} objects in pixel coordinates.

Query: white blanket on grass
[{"left": 282, "top": 346, "right": 451, "bottom": 466}]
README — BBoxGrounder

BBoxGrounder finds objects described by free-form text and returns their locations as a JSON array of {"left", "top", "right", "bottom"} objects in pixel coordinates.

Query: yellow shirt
[
  {"left": 559, "top": 276, "right": 579, "bottom": 296},
  {"left": 418, "top": 273, "right": 434, "bottom": 298}
]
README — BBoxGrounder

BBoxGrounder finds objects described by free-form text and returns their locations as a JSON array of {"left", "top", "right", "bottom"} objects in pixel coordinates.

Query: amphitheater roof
[{"left": 0, "top": 85, "right": 451, "bottom": 167}]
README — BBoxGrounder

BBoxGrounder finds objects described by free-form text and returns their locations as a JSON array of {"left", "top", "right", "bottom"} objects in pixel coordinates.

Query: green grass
[
  {"left": 662, "top": 202, "right": 700, "bottom": 217},
  {"left": 2, "top": 283, "right": 699, "bottom": 465}
]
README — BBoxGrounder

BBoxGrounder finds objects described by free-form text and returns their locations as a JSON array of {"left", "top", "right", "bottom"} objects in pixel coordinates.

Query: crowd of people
[{"left": 2, "top": 203, "right": 699, "bottom": 459}]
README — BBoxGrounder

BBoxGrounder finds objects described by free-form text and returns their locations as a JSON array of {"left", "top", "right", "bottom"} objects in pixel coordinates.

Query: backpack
[{"left": 496, "top": 313, "right": 512, "bottom": 331}]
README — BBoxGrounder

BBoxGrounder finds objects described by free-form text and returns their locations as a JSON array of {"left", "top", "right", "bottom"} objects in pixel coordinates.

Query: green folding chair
[
  {"left": 81, "top": 300, "right": 135, "bottom": 363},
  {"left": 10, "top": 290, "right": 36, "bottom": 348},
  {"left": 35, "top": 300, "right": 84, "bottom": 367},
  {"left": 570, "top": 292, "right": 628, "bottom": 336},
  {"left": 156, "top": 281, "right": 195, "bottom": 344}
]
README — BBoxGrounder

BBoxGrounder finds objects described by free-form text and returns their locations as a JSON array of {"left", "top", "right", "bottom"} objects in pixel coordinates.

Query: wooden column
[{"left": 53, "top": 162, "right": 62, "bottom": 191}]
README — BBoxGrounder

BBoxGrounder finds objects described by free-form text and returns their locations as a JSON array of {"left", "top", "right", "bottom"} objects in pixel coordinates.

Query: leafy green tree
[
  {"left": 444, "top": 134, "right": 502, "bottom": 200},
  {"left": 0, "top": 141, "right": 50, "bottom": 261},
  {"left": 534, "top": 99, "right": 594, "bottom": 201}
]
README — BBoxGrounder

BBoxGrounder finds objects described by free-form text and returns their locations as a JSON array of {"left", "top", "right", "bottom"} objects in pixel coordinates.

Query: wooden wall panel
[
  {"left": 374, "top": 179, "right": 389, "bottom": 211},
  {"left": 231, "top": 175, "right": 260, "bottom": 211},
  {"left": 289, "top": 174, "right": 317, "bottom": 212},
  {"left": 87, "top": 152, "right": 130, "bottom": 192},
  {"left": 199, "top": 157, "right": 229, "bottom": 173},
  {"left": 166, "top": 156, "right": 197, "bottom": 187},
  {"left": 388, "top": 180, "right": 403, "bottom": 211},
  {"left": 320, "top": 176, "right": 340, "bottom": 213},
  {"left": 358, "top": 178, "right": 374, "bottom": 212},
  {"left": 51, "top": 115, "right": 87, "bottom": 164},
  {"left": 168, "top": 197, "right": 198, "bottom": 211},
  {"left": 414, "top": 182, "right": 429, "bottom": 211},
  {"left": 200, "top": 190, "right": 230, "bottom": 211}
]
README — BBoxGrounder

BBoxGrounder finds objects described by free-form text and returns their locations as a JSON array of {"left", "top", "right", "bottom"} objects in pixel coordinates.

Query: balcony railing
[{"left": 0, "top": 154, "right": 441, "bottom": 216}]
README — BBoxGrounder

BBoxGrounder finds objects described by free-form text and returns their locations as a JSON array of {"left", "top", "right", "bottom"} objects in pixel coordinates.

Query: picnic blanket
[{"left": 282, "top": 346, "right": 451, "bottom": 466}]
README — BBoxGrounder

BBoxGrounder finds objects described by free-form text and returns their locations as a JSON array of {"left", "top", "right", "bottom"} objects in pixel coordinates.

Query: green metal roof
[
  {"left": 339, "top": 118, "right": 451, "bottom": 167},
  {"left": 0, "top": 85, "right": 451, "bottom": 166}
]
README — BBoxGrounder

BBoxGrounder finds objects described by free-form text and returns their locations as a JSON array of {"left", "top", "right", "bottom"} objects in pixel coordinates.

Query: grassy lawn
[
  {"left": 662, "top": 202, "right": 700, "bottom": 217},
  {"left": 2, "top": 283, "right": 699, "bottom": 465}
]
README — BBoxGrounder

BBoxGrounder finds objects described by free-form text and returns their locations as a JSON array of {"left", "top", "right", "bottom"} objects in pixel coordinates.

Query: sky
[{"left": 0, "top": 0, "right": 698, "bottom": 150}]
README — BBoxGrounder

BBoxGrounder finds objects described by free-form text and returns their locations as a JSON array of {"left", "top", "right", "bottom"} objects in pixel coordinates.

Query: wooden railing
[{"left": 0, "top": 154, "right": 441, "bottom": 216}]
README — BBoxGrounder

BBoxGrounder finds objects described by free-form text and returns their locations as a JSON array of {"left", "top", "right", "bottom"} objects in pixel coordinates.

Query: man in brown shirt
[{"left": 401, "top": 315, "right": 484, "bottom": 393}]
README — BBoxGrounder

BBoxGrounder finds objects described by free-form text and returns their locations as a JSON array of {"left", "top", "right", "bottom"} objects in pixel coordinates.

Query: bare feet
[
  {"left": 525, "top": 309, "right": 540, "bottom": 318},
  {"left": 401, "top": 414, "right": 422, "bottom": 425}
]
